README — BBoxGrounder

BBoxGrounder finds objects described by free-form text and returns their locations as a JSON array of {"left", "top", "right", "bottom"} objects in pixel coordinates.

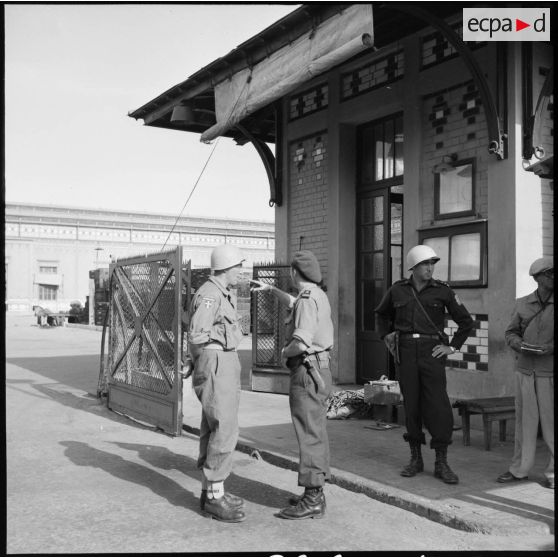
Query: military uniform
[
  {"left": 188, "top": 276, "right": 244, "bottom": 483},
  {"left": 285, "top": 283, "right": 334, "bottom": 488},
  {"left": 375, "top": 278, "right": 473, "bottom": 449}
]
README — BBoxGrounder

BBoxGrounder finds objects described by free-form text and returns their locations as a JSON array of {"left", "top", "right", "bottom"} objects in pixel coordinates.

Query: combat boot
[
  {"left": 200, "top": 490, "right": 244, "bottom": 510},
  {"left": 279, "top": 487, "right": 325, "bottom": 520},
  {"left": 204, "top": 495, "right": 246, "bottom": 523},
  {"left": 434, "top": 447, "right": 459, "bottom": 484},
  {"left": 400, "top": 442, "right": 424, "bottom": 477},
  {"left": 287, "top": 489, "right": 326, "bottom": 506}
]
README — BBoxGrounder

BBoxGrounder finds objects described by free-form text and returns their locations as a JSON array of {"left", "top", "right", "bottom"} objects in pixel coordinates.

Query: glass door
[{"left": 356, "top": 114, "right": 404, "bottom": 384}]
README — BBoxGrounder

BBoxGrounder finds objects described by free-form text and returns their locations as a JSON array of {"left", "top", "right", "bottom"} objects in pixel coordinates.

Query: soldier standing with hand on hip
[
  {"left": 375, "top": 245, "right": 473, "bottom": 484},
  {"left": 188, "top": 244, "right": 246, "bottom": 523},
  {"left": 251, "top": 250, "right": 333, "bottom": 519}
]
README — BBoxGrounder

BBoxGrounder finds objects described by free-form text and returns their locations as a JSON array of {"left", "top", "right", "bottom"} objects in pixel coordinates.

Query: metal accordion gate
[
  {"left": 104, "top": 247, "right": 190, "bottom": 436},
  {"left": 251, "top": 263, "right": 292, "bottom": 393}
]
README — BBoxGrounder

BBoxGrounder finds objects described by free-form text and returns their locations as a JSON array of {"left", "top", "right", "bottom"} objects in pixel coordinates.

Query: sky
[{"left": 5, "top": 2, "right": 298, "bottom": 222}]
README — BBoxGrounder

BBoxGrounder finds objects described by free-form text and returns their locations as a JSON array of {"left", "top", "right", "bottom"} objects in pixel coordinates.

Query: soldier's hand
[
  {"left": 250, "top": 279, "right": 271, "bottom": 292},
  {"left": 432, "top": 344, "right": 452, "bottom": 358},
  {"left": 383, "top": 332, "right": 397, "bottom": 355}
]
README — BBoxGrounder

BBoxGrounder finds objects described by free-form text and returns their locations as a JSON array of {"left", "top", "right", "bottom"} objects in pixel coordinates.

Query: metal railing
[{"left": 252, "top": 264, "right": 293, "bottom": 369}]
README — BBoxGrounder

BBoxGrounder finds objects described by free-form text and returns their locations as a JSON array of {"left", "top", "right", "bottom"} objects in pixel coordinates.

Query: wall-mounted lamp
[
  {"left": 432, "top": 153, "right": 458, "bottom": 174},
  {"left": 170, "top": 103, "right": 195, "bottom": 124}
]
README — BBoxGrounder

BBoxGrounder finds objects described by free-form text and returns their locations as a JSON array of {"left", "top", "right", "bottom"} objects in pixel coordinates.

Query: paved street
[{"left": 5, "top": 314, "right": 555, "bottom": 554}]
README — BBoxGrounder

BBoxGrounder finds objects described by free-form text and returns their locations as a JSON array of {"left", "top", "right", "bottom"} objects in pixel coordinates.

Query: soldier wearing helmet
[
  {"left": 375, "top": 245, "right": 473, "bottom": 485},
  {"left": 188, "top": 243, "right": 246, "bottom": 522},
  {"left": 498, "top": 257, "right": 554, "bottom": 489}
]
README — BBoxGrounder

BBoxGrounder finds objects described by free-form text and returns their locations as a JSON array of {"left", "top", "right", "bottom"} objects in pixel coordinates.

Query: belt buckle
[{"left": 412, "top": 333, "right": 420, "bottom": 338}]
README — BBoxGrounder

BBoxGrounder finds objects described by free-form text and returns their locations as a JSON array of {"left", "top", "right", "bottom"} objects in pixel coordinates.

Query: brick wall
[
  {"left": 421, "top": 81, "right": 489, "bottom": 225},
  {"left": 289, "top": 133, "right": 329, "bottom": 278},
  {"left": 445, "top": 313, "right": 488, "bottom": 371}
]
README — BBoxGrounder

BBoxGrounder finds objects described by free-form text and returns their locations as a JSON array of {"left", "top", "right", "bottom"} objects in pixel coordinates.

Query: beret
[
  {"left": 291, "top": 250, "right": 322, "bottom": 283},
  {"left": 529, "top": 257, "right": 553, "bottom": 276}
]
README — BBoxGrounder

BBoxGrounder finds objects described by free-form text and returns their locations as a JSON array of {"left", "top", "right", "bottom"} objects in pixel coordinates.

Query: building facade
[
  {"left": 5, "top": 202, "right": 274, "bottom": 313},
  {"left": 129, "top": 4, "right": 553, "bottom": 399}
]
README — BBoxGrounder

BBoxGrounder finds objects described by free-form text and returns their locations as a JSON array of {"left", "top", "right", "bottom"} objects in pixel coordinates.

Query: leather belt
[
  {"left": 399, "top": 333, "right": 439, "bottom": 340},
  {"left": 203, "top": 343, "right": 236, "bottom": 352},
  {"left": 286, "top": 351, "right": 330, "bottom": 369},
  {"left": 307, "top": 351, "right": 330, "bottom": 368}
]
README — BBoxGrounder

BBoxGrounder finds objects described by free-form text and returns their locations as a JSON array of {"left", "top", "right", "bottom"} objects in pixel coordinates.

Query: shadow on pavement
[
  {"left": 59, "top": 440, "right": 294, "bottom": 513},
  {"left": 59, "top": 440, "right": 203, "bottom": 515},
  {"left": 111, "top": 442, "right": 294, "bottom": 509}
]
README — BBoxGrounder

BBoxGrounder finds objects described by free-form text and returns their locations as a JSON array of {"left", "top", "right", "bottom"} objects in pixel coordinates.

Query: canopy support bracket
[{"left": 387, "top": 4, "right": 506, "bottom": 160}]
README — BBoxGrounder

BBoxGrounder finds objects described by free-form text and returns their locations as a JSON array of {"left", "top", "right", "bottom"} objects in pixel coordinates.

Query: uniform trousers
[
  {"left": 288, "top": 362, "right": 332, "bottom": 487},
  {"left": 192, "top": 349, "right": 241, "bottom": 482},
  {"left": 509, "top": 371, "right": 554, "bottom": 482},
  {"left": 397, "top": 338, "right": 453, "bottom": 449}
]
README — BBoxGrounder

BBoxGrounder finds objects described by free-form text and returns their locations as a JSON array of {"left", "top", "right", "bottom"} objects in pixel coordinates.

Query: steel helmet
[
  {"left": 210, "top": 244, "right": 245, "bottom": 271},
  {"left": 529, "top": 257, "right": 553, "bottom": 276},
  {"left": 406, "top": 245, "right": 440, "bottom": 270}
]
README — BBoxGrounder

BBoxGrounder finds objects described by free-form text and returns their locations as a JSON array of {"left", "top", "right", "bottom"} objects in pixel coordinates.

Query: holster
[
  {"left": 286, "top": 354, "right": 326, "bottom": 392},
  {"left": 303, "top": 359, "right": 326, "bottom": 392}
]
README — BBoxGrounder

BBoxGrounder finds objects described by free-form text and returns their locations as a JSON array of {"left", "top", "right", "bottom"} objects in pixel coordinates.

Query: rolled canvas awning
[{"left": 200, "top": 4, "right": 374, "bottom": 143}]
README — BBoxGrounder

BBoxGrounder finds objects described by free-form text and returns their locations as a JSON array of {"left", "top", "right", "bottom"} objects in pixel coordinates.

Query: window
[
  {"left": 39, "top": 265, "right": 58, "bottom": 274},
  {"left": 359, "top": 113, "right": 404, "bottom": 186},
  {"left": 434, "top": 158, "right": 475, "bottom": 219},
  {"left": 39, "top": 284, "right": 58, "bottom": 300},
  {"left": 419, "top": 221, "right": 487, "bottom": 287}
]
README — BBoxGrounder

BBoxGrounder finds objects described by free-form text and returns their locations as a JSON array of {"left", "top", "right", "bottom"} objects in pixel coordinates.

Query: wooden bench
[{"left": 452, "top": 397, "right": 515, "bottom": 451}]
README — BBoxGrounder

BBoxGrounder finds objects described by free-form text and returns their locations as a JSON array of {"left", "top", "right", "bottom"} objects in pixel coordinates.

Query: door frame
[{"left": 355, "top": 114, "right": 404, "bottom": 384}]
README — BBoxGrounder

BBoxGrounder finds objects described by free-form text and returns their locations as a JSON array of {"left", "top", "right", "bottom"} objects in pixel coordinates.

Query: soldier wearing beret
[
  {"left": 498, "top": 257, "right": 554, "bottom": 489},
  {"left": 375, "top": 245, "right": 474, "bottom": 484},
  {"left": 188, "top": 244, "right": 247, "bottom": 522},
  {"left": 251, "top": 250, "right": 333, "bottom": 519}
]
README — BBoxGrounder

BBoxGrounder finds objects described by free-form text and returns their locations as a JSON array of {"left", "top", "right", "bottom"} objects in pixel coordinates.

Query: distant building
[{"left": 5, "top": 202, "right": 274, "bottom": 312}]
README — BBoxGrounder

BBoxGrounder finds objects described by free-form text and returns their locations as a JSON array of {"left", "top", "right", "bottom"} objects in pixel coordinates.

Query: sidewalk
[
  {"left": 10, "top": 314, "right": 554, "bottom": 536},
  {"left": 182, "top": 380, "right": 554, "bottom": 536}
]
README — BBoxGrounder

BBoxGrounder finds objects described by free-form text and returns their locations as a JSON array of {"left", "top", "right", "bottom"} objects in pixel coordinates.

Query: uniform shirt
[
  {"left": 285, "top": 284, "right": 334, "bottom": 354},
  {"left": 505, "top": 290, "right": 554, "bottom": 376},
  {"left": 374, "top": 278, "right": 474, "bottom": 350},
  {"left": 188, "top": 276, "right": 244, "bottom": 353}
]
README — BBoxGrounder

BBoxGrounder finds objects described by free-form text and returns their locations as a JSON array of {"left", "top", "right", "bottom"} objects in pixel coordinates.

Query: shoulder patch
[
  {"left": 300, "top": 289, "right": 312, "bottom": 299},
  {"left": 202, "top": 297, "right": 215, "bottom": 309}
]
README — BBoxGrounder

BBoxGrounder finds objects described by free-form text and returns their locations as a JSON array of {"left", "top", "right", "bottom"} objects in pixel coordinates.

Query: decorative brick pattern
[
  {"left": 458, "top": 83, "right": 482, "bottom": 119},
  {"left": 289, "top": 134, "right": 329, "bottom": 278},
  {"left": 428, "top": 95, "right": 450, "bottom": 133},
  {"left": 421, "top": 81, "right": 489, "bottom": 224},
  {"left": 445, "top": 313, "right": 489, "bottom": 371},
  {"left": 289, "top": 83, "right": 329, "bottom": 121},
  {"left": 421, "top": 24, "right": 485, "bottom": 69},
  {"left": 341, "top": 50, "right": 404, "bottom": 100}
]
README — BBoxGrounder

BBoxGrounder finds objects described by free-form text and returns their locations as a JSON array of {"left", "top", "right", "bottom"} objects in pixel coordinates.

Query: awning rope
[{"left": 160, "top": 70, "right": 254, "bottom": 252}]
